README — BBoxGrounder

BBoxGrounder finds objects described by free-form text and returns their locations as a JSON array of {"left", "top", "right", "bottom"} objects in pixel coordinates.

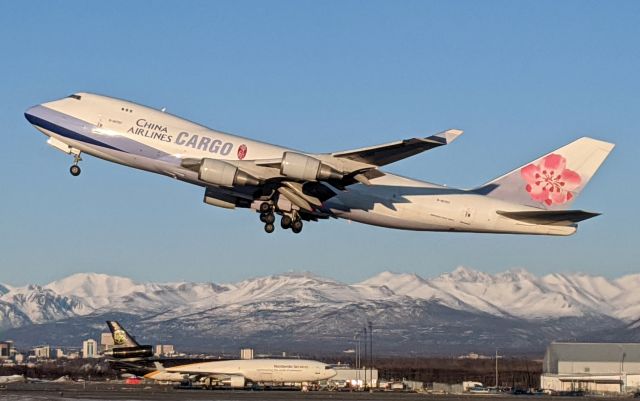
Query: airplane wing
[
  {"left": 497, "top": 210, "right": 600, "bottom": 225},
  {"left": 331, "top": 129, "right": 463, "bottom": 167},
  {"left": 182, "top": 129, "right": 462, "bottom": 222}
]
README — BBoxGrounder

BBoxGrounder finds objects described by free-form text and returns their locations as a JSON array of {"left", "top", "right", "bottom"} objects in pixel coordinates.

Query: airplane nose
[{"left": 24, "top": 105, "right": 41, "bottom": 125}]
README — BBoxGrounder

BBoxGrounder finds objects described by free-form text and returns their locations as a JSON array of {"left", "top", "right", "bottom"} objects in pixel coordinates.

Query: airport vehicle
[
  {"left": 144, "top": 359, "right": 337, "bottom": 388},
  {"left": 25, "top": 93, "right": 614, "bottom": 235},
  {"left": 103, "top": 321, "right": 153, "bottom": 360}
]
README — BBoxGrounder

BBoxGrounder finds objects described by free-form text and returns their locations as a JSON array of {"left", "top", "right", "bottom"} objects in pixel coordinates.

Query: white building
[
  {"left": 82, "top": 339, "right": 98, "bottom": 358},
  {"left": 100, "top": 332, "right": 114, "bottom": 352},
  {"left": 0, "top": 341, "right": 13, "bottom": 359},
  {"left": 154, "top": 344, "right": 175, "bottom": 356},
  {"left": 240, "top": 348, "right": 254, "bottom": 360},
  {"left": 33, "top": 345, "right": 51, "bottom": 359},
  {"left": 541, "top": 342, "right": 640, "bottom": 394}
]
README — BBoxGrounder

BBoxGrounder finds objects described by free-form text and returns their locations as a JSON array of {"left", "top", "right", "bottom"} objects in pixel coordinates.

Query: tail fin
[
  {"left": 476, "top": 137, "right": 614, "bottom": 209},
  {"left": 153, "top": 362, "right": 166, "bottom": 371},
  {"left": 106, "top": 321, "right": 140, "bottom": 348}
]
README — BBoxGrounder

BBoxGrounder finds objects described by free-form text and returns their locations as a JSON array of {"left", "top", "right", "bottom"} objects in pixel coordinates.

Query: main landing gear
[
  {"left": 69, "top": 152, "right": 82, "bottom": 176},
  {"left": 258, "top": 202, "right": 303, "bottom": 234}
]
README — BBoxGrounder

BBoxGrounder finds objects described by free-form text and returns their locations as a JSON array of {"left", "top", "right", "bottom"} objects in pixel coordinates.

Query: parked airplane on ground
[
  {"left": 144, "top": 359, "right": 337, "bottom": 388},
  {"left": 25, "top": 93, "right": 614, "bottom": 235},
  {"left": 101, "top": 321, "right": 336, "bottom": 388}
]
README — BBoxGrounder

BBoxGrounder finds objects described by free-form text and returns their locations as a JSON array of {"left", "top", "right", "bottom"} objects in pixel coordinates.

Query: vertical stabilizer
[
  {"left": 476, "top": 137, "right": 614, "bottom": 209},
  {"left": 106, "top": 321, "right": 140, "bottom": 348}
]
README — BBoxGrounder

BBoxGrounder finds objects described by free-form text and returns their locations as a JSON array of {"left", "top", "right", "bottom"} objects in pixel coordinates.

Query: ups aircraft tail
[
  {"left": 104, "top": 321, "right": 153, "bottom": 360},
  {"left": 107, "top": 321, "right": 141, "bottom": 347},
  {"left": 476, "top": 137, "right": 614, "bottom": 212}
]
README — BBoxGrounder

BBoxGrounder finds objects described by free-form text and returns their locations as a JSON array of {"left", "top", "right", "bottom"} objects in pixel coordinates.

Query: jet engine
[
  {"left": 103, "top": 345, "right": 153, "bottom": 359},
  {"left": 199, "top": 159, "right": 259, "bottom": 187},
  {"left": 222, "top": 375, "right": 245, "bottom": 388},
  {"left": 280, "top": 152, "right": 343, "bottom": 182}
]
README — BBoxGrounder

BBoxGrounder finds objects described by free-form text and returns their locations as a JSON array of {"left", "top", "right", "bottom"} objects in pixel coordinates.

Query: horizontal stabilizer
[
  {"left": 497, "top": 210, "right": 600, "bottom": 226},
  {"left": 332, "top": 129, "right": 463, "bottom": 167}
]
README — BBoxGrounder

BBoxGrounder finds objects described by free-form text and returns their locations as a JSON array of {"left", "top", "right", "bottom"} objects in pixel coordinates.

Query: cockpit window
[{"left": 67, "top": 94, "right": 82, "bottom": 100}]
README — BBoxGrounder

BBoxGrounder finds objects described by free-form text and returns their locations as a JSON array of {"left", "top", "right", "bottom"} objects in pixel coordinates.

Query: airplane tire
[
  {"left": 259, "top": 202, "right": 271, "bottom": 213},
  {"left": 264, "top": 223, "right": 275, "bottom": 233},
  {"left": 281, "top": 215, "right": 292, "bottom": 229},
  {"left": 291, "top": 220, "right": 303, "bottom": 233},
  {"left": 264, "top": 213, "right": 275, "bottom": 224},
  {"left": 259, "top": 213, "right": 268, "bottom": 223},
  {"left": 70, "top": 165, "right": 81, "bottom": 176}
]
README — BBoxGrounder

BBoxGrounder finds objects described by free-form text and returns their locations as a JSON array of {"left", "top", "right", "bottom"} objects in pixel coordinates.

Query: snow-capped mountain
[
  {"left": 0, "top": 268, "right": 637, "bottom": 354},
  {"left": 362, "top": 267, "right": 640, "bottom": 320}
]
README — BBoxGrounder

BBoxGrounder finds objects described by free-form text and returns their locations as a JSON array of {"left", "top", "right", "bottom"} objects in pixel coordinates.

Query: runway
[{"left": 0, "top": 382, "right": 605, "bottom": 401}]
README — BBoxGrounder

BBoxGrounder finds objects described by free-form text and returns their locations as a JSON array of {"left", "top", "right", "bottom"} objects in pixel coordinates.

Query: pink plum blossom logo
[
  {"left": 237, "top": 144, "right": 247, "bottom": 160},
  {"left": 520, "top": 153, "right": 581, "bottom": 206}
]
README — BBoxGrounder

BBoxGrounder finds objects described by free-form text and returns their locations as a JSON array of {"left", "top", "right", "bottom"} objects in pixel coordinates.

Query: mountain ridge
[{"left": 1, "top": 268, "right": 637, "bottom": 354}]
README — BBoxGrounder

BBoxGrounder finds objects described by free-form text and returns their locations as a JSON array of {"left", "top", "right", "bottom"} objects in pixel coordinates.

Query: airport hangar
[{"left": 541, "top": 342, "right": 640, "bottom": 394}]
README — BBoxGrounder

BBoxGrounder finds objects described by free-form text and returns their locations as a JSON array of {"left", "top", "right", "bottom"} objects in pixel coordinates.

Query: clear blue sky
[{"left": 1, "top": 1, "right": 638, "bottom": 286}]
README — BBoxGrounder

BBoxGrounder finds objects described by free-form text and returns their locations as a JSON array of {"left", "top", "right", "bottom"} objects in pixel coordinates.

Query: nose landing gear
[{"left": 69, "top": 152, "right": 82, "bottom": 176}]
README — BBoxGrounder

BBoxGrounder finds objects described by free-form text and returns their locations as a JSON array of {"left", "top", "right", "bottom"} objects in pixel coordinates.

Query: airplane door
[{"left": 461, "top": 207, "right": 474, "bottom": 226}]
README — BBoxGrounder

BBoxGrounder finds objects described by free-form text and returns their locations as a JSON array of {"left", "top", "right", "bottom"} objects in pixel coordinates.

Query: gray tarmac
[{"left": 0, "top": 382, "right": 620, "bottom": 401}]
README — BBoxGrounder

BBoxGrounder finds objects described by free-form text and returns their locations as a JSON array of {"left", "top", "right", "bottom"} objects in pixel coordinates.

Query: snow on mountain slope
[
  {"left": 0, "top": 285, "right": 89, "bottom": 327},
  {"left": 0, "top": 268, "right": 637, "bottom": 331},
  {"left": 44, "top": 272, "right": 229, "bottom": 314},
  {"left": 0, "top": 283, "right": 10, "bottom": 296},
  {"left": 361, "top": 267, "right": 638, "bottom": 320}
]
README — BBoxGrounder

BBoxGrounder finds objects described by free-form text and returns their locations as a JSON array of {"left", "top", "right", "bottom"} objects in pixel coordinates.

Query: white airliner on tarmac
[
  {"left": 25, "top": 93, "right": 614, "bottom": 235},
  {"left": 144, "top": 360, "right": 336, "bottom": 388},
  {"left": 101, "top": 321, "right": 336, "bottom": 388}
]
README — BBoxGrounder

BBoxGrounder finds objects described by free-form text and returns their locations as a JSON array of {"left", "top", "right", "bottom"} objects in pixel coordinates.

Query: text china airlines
[{"left": 128, "top": 118, "right": 235, "bottom": 155}]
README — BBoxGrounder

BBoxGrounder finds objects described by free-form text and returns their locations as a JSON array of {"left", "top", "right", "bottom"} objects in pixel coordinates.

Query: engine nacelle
[
  {"left": 103, "top": 345, "right": 153, "bottom": 360},
  {"left": 199, "top": 159, "right": 259, "bottom": 187},
  {"left": 280, "top": 152, "right": 342, "bottom": 182},
  {"left": 203, "top": 188, "right": 240, "bottom": 209},
  {"left": 223, "top": 375, "right": 245, "bottom": 388}
]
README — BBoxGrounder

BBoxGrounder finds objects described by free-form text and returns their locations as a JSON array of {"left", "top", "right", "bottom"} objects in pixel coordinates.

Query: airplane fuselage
[
  {"left": 145, "top": 359, "right": 336, "bottom": 384},
  {"left": 25, "top": 92, "right": 606, "bottom": 236}
]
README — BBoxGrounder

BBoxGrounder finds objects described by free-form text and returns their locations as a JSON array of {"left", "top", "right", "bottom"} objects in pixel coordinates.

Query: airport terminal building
[{"left": 541, "top": 342, "right": 640, "bottom": 394}]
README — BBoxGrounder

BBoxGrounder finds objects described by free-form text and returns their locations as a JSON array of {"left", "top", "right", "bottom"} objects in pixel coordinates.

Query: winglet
[{"left": 433, "top": 129, "right": 463, "bottom": 144}]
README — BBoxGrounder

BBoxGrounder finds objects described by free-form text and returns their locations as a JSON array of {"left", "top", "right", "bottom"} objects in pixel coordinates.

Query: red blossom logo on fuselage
[
  {"left": 237, "top": 144, "right": 247, "bottom": 160},
  {"left": 520, "top": 153, "right": 581, "bottom": 206}
]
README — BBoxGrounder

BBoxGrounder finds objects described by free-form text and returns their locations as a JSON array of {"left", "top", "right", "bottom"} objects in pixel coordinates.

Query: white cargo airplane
[
  {"left": 101, "top": 321, "right": 336, "bottom": 387},
  {"left": 144, "top": 360, "right": 336, "bottom": 388},
  {"left": 25, "top": 93, "right": 614, "bottom": 235}
]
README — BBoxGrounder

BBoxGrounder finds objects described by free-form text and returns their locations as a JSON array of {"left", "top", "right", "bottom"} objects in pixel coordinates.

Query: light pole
[
  {"left": 354, "top": 332, "right": 361, "bottom": 369},
  {"left": 369, "top": 321, "right": 373, "bottom": 390},
  {"left": 617, "top": 345, "right": 626, "bottom": 393},
  {"left": 495, "top": 348, "right": 499, "bottom": 389},
  {"left": 363, "top": 326, "right": 368, "bottom": 389}
]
